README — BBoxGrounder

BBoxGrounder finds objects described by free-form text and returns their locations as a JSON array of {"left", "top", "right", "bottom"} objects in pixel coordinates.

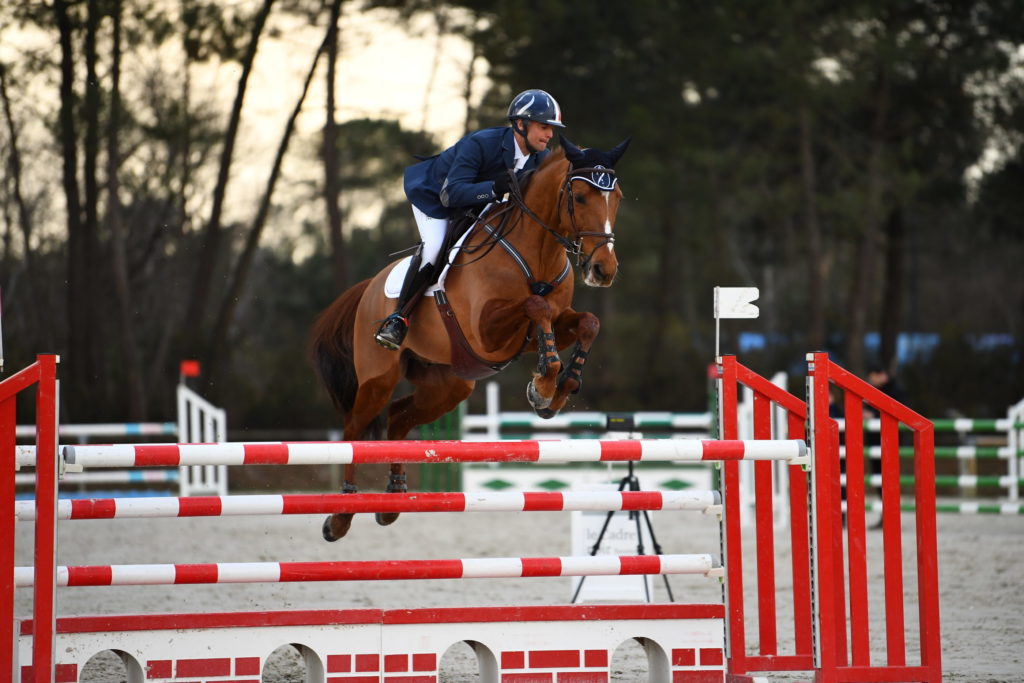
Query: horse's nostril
[{"left": 592, "top": 263, "right": 604, "bottom": 279}]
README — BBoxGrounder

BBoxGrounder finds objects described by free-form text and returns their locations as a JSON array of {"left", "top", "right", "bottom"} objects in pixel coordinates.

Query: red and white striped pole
[
  {"left": 14, "top": 489, "right": 723, "bottom": 521},
  {"left": 53, "top": 438, "right": 807, "bottom": 468},
  {"left": 14, "top": 553, "right": 720, "bottom": 587}
]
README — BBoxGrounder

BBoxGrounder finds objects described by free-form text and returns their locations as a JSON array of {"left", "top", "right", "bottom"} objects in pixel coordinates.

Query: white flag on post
[
  {"left": 714, "top": 287, "right": 760, "bottom": 319},
  {"left": 713, "top": 286, "right": 759, "bottom": 358}
]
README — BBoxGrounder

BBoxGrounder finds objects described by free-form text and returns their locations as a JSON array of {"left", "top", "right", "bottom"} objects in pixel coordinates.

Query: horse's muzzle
[{"left": 583, "top": 260, "right": 616, "bottom": 287}]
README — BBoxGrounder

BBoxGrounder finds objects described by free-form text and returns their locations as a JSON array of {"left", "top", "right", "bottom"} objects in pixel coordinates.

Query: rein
[{"left": 452, "top": 161, "right": 619, "bottom": 294}]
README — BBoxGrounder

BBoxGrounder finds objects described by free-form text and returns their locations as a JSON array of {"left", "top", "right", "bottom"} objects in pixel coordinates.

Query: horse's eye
[{"left": 574, "top": 193, "right": 586, "bottom": 204}]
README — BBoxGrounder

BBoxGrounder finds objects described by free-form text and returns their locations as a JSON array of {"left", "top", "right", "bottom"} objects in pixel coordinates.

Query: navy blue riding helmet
[{"left": 507, "top": 89, "right": 567, "bottom": 130}]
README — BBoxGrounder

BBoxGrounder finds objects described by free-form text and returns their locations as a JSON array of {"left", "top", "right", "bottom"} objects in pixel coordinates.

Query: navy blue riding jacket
[{"left": 404, "top": 126, "right": 549, "bottom": 219}]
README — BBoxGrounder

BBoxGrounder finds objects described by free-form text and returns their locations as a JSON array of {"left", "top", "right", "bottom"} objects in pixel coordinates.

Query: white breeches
[{"left": 412, "top": 205, "right": 449, "bottom": 268}]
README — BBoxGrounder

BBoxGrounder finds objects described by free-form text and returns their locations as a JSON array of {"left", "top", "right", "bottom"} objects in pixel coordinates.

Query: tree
[
  {"left": 203, "top": 25, "right": 333, "bottom": 391},
  {"left": 183, "top": 0, "right": 276, "bottom": 346},
  {"left": 322, "top": 0, "right": 348, "bottom": 290}
]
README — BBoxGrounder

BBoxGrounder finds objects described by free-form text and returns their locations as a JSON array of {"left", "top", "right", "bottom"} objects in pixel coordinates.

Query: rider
[{"left": 374, "top": 88, "right": 567, "bottom": 350}]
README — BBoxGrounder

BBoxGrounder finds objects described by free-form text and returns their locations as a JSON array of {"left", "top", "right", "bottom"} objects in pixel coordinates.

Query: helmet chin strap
[{"left": 513, "top": 120, "right": 541, "bottom": 154}]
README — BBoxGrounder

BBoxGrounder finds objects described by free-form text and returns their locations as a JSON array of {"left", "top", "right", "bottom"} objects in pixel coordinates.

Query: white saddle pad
[{"left": 383, "top": 226, "right": 478, "bottom": 298}]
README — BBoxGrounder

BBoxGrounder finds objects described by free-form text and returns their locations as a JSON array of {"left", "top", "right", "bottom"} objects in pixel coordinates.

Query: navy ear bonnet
[{"left": 560, "top": 135, "right": 631, "bottom": 191}]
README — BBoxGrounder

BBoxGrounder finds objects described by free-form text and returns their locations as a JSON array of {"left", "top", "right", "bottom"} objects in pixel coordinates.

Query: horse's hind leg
[
  {"left": 322, "top": 369, "right": 399, "bottom": 542},
  {"left": 374, "top": 361, "right": 474, "bottom": 526}
]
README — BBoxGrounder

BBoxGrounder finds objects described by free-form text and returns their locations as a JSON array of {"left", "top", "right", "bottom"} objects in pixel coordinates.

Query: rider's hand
[{"left": 492, "top": 171, "right": 514, "bottom": 198}]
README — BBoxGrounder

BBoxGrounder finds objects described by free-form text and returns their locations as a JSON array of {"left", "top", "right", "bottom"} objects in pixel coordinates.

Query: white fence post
[
  {"left": 486, "top": 381, "right": 500, "bottom": 441},
  {"left": 1009, "top": 397, "right": 1024, "bottom": 503},
  {"left": 176, "top": 384, "right": 228, "bottom": 496},
  {"left": 771, "top": 372, "right": 791, "bottom": 528}
]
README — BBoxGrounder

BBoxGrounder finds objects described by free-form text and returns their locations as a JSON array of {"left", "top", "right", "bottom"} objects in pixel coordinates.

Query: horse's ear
[
  {"left": 607, "top": 137, "right": 631, "bottom": 166},
  {"left": 559, "top": 134, "right": 585, "bottom": 163}
]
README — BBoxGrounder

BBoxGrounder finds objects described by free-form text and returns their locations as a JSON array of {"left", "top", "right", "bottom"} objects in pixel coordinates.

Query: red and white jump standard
[{"left": 3, "top": 351, "right": 941, "bottom": 683}]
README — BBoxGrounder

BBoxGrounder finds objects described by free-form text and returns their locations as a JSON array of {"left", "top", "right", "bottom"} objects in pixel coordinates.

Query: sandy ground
[{"left": 14, "top": 499, "right": 1024, "bottom": 682}]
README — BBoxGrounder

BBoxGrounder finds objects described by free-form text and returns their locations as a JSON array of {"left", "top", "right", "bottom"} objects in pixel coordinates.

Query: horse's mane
[{"left": 539, "top": 147, "right": 567, "bottom": 171}]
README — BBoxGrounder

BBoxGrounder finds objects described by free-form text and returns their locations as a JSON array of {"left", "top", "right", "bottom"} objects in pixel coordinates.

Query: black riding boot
[{"left": 375, "top": 261, "right": 436, "bottom": 350}]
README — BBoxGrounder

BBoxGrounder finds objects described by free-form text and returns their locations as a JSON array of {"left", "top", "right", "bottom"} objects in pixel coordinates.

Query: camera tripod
[{"left": 570, "top": 416, "right": 674, "bottom": 604}]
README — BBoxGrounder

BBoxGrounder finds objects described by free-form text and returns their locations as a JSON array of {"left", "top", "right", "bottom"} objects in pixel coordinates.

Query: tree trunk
[
  {"left": 798, "top": 104, "right": 826, "bottom": 351},
  {"left": 845, "top": 67, "right": 889, "bottom": 376},
  {"left": 54, "top": 0, "right": 86, "bottom": 417},
  {"left": 419, "top": 7, "right": 448, "bottom": 133},
  {"left": 642, "top": 206, "right": 676, "bottom": 385},
  {"left": 323, "top": 0, "right": 347, "bottom": 291},
  {"left": 462, "top": 36, "right": 481, "bottom": 136},
  {"left": 105, "top": 0, "right": 148, "bottom": 419},
  {"left": 183, "top": 0, "right": 275, "bottom": 348},
  {"left": 203, "top": 31, "right": 329, "bottom": 392},
  {"left": 0, "top": 62, "right": 47, "bottom": 343},
  {"left": 878, "top": 206, "right": 904, "bottom": 375},
  {"left": 149, "top": 0, "right": 198, "bottom": 391},
  {"left": 179, "top": 0, "right": 194, "bottom": 242},
  {"left": 80, "top": 0, "right": 102, "bottom": 414}
]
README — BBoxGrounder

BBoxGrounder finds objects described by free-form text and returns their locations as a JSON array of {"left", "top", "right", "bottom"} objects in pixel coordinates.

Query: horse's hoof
[
  {"left": 526, "top": 380, "right": 552, "bottom": 410},
  {"left": 375, "top": 512, "right": 401, "bottom": 526},
  {"left": 322, "top": 513, "right": 352, "bottom": 542},
  {"left": 535, "top": 407, "right": 556, "bottom": 419}
]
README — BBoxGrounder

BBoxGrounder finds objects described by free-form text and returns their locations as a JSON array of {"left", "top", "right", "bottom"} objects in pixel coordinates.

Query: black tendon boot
[{"left": 375, "top": 258, "right": 436, "bottom": 350}]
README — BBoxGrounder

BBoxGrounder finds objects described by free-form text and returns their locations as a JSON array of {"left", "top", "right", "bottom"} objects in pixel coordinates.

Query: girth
[{"left": 434, "top": 290, "right": 530, "bottom": 380}]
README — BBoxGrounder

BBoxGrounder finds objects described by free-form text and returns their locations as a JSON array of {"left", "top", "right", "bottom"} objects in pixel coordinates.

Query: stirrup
[{"left": 374, "top": 314, "right": 409, "bottom": 350}]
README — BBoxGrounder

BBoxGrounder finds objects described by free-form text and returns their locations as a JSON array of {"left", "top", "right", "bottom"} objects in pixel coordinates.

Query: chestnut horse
[{"left": 310, "top": 135, "right": 629, "bottom": 540}]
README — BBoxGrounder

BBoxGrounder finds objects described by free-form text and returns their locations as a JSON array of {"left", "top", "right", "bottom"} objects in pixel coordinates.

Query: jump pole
[
  {"left": 54, "top": 437, "right": 807, "bottom": 468},
  {"left": 14, "top": 553, "right": 721, "bottom": 588},
  {"left": 13, "top": 489, "right": 723, "bottom": 521}
]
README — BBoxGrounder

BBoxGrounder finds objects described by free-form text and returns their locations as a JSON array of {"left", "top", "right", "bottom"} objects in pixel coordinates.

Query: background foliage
[{"left": 2, "top": 0, "right": 1023, "bottom": 430}]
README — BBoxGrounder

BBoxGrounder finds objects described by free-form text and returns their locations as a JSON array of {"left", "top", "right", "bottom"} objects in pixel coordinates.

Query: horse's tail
[{"left": 309, "top": 279, "right": 383, "bottom": 438}]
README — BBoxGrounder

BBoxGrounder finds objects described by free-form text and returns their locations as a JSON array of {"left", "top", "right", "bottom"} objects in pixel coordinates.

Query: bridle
[
  {"left": 454, "top": 160, "right": 620, "bottom": 296},
  {"left": 508, "top": 163, "right": 619, "bottom": 271},
  {"left": 560, "top": 164, "right": 619, "bottom": 271}
]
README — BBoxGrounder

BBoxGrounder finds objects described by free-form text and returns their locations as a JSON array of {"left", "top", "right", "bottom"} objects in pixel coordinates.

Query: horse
[{"left": 309, "top": 134, "right": 629, "bottom": 541}]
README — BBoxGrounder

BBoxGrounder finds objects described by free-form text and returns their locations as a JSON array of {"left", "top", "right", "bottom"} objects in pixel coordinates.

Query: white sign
[
  {"left": 714, "top": 287, "right": 760, "bottom": 319},
  {"left": 570, "top": 483, "right": 653, "bottom": 603}
]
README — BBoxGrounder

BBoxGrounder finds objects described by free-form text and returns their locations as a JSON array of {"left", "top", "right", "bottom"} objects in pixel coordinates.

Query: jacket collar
[
  {"left": 502, "top": 127, "right": 548, "bottom": 171},
  {"left": 501, "top": 127, "right": 518, "bottom": 169}
]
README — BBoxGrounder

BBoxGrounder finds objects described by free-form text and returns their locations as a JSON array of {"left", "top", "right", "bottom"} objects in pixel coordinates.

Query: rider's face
[{"left": 525, "top": 121, "right": 554, "bottom": 152}]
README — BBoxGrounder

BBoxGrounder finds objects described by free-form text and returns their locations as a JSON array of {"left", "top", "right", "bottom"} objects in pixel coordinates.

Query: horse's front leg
[
  {"left": 544, "top": 308, "right": 600, "bottom": 415},
  {"left": 522, "top": 294, "right": 562, "bottom": 414}
]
